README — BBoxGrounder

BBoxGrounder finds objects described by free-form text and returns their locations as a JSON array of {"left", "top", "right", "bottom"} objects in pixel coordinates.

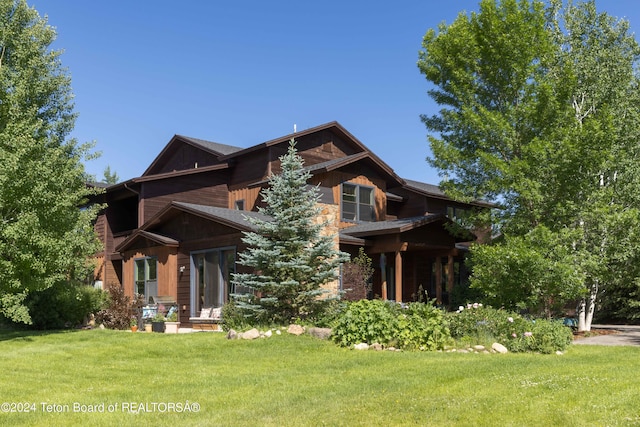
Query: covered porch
[{"left": 340, "top": 214, "right": 474, "bottom": 306}]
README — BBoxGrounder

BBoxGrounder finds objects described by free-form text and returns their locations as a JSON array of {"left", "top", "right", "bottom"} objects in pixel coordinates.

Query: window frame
[
  {"left": 134, "top": 256, "right": 158, "bottom": 303},
  {"left": 341, "top": 182, "right": 376, "bottom": 222}
]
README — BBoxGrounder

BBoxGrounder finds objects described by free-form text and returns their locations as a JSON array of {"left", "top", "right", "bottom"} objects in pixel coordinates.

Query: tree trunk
[{"left": 577, "top": 281, "right": 598, "bottom": 332}]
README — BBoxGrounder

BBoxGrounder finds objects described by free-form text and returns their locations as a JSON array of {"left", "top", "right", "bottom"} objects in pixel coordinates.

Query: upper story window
[
  {"left": 341, "top": 183, "right": 375, "bottom": 222},
  {"left": 235, "top": 199, "right": 245, "bottom": 210},
  {"left": 447, "top": 206, "right": 469, "bottom": 223}
]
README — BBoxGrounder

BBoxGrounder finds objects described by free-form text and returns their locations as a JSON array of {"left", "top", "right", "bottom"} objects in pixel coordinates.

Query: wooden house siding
[
  {"left": 228, "top": 187, "right": 262, "bottom": 211},
  {"left": 228, "top": 150, "right": 269, "bottom": 189},
  {"left": 150, "top": 144, "right": 220, "bottom": 174},
  {"left": 140, "top": 173, "right": 229, "bottom": 223},
  {"left": 121, "top": 246, "right": 178, "bottom": 299}
]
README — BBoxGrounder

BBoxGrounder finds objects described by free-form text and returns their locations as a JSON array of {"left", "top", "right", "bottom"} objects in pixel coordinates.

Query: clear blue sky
[{"left": 33, "top": 1, "right": 640, "bottom": 185}]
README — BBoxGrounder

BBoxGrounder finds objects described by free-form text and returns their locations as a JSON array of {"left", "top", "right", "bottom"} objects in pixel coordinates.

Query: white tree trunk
[{"left": 577, "top": 282, "right": 598, "bottom": 332}]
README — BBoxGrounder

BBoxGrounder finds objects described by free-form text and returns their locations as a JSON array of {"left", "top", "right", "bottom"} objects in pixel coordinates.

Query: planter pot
[
  {"left": 144, "top": 323, "right": 152, "bottom": 333},
  {"left": 165, "top": 322, "right": 180, "bottom": 334},
  {"left": 152, "top": 321, "right": 165, "bottom": 333},
  {"left": 131, "top": 325, "right": 138, "bottom": 333}
]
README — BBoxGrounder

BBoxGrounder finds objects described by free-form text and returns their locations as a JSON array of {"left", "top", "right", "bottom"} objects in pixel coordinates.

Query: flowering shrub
[
  {"left": 332, "top": 300, "right": 451, "bottom": 351},
  {"left": 446, "top": 304, "right": 572, "bottom": 353}
]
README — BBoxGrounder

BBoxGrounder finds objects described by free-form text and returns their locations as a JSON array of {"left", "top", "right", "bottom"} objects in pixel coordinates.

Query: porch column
[
  {"left": 435, "top": 256, "right": 442, "bottom": 304},
  {"left": 380, "top": 253, "right": 387, "bottom": 300},
  {"left": 447, "top": 255, "right": 454, "bottom": 295},
  {"left": 395, "top": 251, "right": 402, "bottom": 302}
]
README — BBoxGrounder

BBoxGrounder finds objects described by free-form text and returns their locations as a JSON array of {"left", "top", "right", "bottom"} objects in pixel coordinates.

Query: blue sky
[{"left": 34, "top": 1, "right": 640, "bottom": 185}]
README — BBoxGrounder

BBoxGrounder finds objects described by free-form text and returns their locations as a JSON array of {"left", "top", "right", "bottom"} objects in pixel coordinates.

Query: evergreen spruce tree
[
  {"left": 232, "top": 139, "right": 349, "bottom": 324},
  {"left": 0, "top": 0, "right": 101, "bottom": 324}
]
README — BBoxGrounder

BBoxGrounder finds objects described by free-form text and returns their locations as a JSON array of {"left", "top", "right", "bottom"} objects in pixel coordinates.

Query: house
[{"left": 92, "top": 121, "right": 491, "bottom": 328}]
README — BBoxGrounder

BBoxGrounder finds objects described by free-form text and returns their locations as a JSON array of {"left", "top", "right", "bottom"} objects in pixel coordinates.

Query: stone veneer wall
[{"left": 314, "top": 203, "right": 342, "bottom": 296}]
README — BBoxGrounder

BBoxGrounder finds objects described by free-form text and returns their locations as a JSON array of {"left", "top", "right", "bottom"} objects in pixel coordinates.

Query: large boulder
[
  {"left": 491, "top": 342, "right": 508, "bottom": 354},
  {"left": 287, "top": 324, "right": 305, "bottom": 336},
  {"left": 307, "top": 327, "right": 332, "bottom": 340},
  {"left": 241, "top": 328, "right": 261, "bottom": 340}
]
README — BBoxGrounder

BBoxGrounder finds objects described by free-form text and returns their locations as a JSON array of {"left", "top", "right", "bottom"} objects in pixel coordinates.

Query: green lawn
[{"left": 1, "top": 329, "right": 639, "bottom": 426}]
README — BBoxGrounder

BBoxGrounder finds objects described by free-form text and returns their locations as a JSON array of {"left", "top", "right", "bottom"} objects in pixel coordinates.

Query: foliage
[
  {"left": 151, "top": 312, "right": 165, "bottom": 322},
  {"left": 166, "top": 311, "right": 178, "bottom": 322},
  {"left": 102, "top": 165, "right": 119, "bottom": 185},
  {"left": 22, "top": 282, "right": 107, "bottom": 330},
  {"left": 341, "top": 247, "right": 374, "bottom": 301},
  {"left": 232, "top": 139, "right": 349, "bottom": 324},
  {"left": 446, "top": 305, "right": 573, "bottom": 353},
  {"left": 95, "top": 284, "right": 136, "bottom": 330},
  {"left": 221, "top": 297, "right": 255, "bottom": 331},
  {"left": 418, "top": 0, "right": 640, "bottom": 326},
  {"left": 469, "top": 226, "right": 585, "bottom": 317},
  {"left": 332, "top": 299, "right": 451, "bottom": 351},
  {"left": 0, "top": 0, "right": 102, "bottom": 324}
]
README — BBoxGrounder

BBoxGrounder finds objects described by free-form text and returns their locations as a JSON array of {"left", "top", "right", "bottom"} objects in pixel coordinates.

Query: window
[
  {"left": 134, "top": 257, "right": 158, "bottom": 302},
  {"left": 341, "top": 183, "right": 375, "bottom": 222},
  {"left": 235, "top": 199, "right": 245, "bottom": 210},
  {"left": 190, "top": 248, "right": 236, "bottom": 317},
  {"left": 447, "top": 206, "right": 469, "bottom": 223}
]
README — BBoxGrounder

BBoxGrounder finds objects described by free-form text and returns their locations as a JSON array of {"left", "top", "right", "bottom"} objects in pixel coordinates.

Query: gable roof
[{"left": 142, "top": 134, "right": 243, "bottom": 176}]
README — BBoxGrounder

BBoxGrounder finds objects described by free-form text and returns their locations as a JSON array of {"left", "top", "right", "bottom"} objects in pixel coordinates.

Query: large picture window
[
  {"left": 341, "top": 183, "right": 375, "bottom": 222},
  {"left": 190, "top": 248, "right": 236, "bottom": 317},
  {"left": 134, "top": 257, "right": 158, "bottom": 302}
]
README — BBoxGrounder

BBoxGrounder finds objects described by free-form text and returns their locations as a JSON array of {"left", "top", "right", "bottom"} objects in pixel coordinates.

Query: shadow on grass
[{"left": 0, "top": 324, "right": 81, "bottom": 342}]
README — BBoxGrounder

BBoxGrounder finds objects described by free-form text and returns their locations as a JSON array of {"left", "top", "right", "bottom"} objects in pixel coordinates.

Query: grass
[{"left": 1, "top": 328, "right": 640, "bottom": 426}]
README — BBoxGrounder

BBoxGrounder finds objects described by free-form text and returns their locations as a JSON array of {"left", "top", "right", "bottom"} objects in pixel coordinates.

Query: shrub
[
  {"left": 221, "top": 298, "right": 254, "bottom": 332},
  {"left": 95, "top": 284, "right": 136, "bottom": 330},
  {"left": 332, "top": 300, "right": 451, "bottom": 351},
  {"left": 446, "top": 304, "right": 573, "bottom": 353},
  {"left": 25, "top": 281, "right": 108, "bottom": 330}
]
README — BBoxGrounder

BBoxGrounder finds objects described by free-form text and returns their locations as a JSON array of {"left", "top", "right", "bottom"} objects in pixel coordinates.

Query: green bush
[
  {"left": 446, "top": 305, "right": 573, "bottom": 353},
  {"left": 332, "top": 300, "right": 451, "bottom": 351},
  {"left": 25, "top": 281, "right": 108, "bottom": 330},
  {"left": 221, "top": 298, "right": 254, "bottom": 332}
]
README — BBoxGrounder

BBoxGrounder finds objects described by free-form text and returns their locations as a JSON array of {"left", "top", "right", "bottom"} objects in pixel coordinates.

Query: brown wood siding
[
  {"left": 152, "top": 144, "right": 220, "bottom": 174},
  {"left": 228, "top": 150, "right": 269, "bottom": 189},
  {"left": 140, "top": 172, "right": 229, "bottom": 223},
  {"left": 269, "top": 130, "right": 360, "bottom": 175},
  {"left": 228, "top": 187, "right": 262, "bottom": 211},
  {"left": 121, "top": 246, "right": 178, "bottom": 299}
]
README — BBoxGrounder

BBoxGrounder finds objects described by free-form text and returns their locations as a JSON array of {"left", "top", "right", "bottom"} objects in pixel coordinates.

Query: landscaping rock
[
  {"left": 307, "top": 327, "right": 332, "bottom": 340},
  {"left": 492, "top": 343, "right": 508, "bottom": 354},
  {"left": 370, "top": 343, "right": 383, "bottom": 351},
  {"left": 473, "top": 345, "right": 486, "bottom": 352},
  {"left": 354, "top": 343, "right": 369, "bottom": 350},
  {"left": 242, "top": 328, "right": 261, "bottom": 340},
  {"left": 287, "top": 324, "right": 305, "bottom": 336},
  {"left": 556, "top": 351, "right": 563, "bottom": 356},
  {"left": 226, "top": 329, "right": 238, "bottom": 340},
  {"left": 264, "top": 330, "right": 273, "bottom": 338}
]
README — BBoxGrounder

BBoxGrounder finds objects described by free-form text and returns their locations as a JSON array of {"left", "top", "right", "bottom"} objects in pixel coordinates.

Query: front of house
[{"left": 92, "top": 122, "right": 491, "bottom": 327}]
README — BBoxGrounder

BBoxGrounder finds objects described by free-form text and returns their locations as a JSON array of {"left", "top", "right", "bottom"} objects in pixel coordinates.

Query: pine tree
[
  {"left": 0, "top": 0, "right": 101, "bottom": 324},
  {"left": 232, "top": 139, "right": 349, "bottom": 324}
]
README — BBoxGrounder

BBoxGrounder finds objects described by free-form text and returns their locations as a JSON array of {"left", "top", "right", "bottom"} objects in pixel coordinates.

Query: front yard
[{"left": 1, "top": 328, "right": 639, "bottom": 426}]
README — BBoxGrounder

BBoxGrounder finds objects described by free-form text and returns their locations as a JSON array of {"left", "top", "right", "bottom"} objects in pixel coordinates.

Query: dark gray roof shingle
[{"left": 177, "top": 135, "right": 244, "bottom": 156}]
